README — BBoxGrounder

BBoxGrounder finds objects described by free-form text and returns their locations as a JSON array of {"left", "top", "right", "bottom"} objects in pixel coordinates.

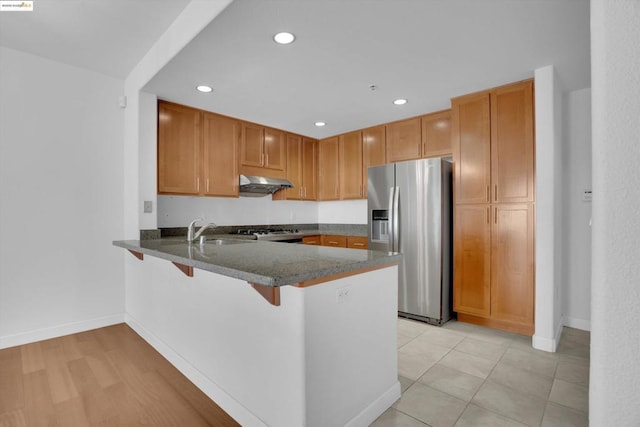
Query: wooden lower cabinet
[
  {"left": 346, "top": 236, "right": 368, "bottom": 249},
  {"left": 490, "top": 204, "right": 535, "bottom": 331},
  {"left": 454, "top": 203, "right": 535, "bottom": 335},
  {"left": 303, "top": 235, "right": 368, "bottom": 249},
  {"left": 302, "top": 235, "right": 320, "bottom": 245},
  {"left": 453, "top": 205, "right": 491, "bottom": 318},
  {"left": 321, "top": 235, "right": 347, "bottom": 248}
]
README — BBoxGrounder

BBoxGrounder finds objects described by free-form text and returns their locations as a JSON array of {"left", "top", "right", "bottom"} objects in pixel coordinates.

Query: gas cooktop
[{"left": 233, "top": 228, "right": 302, "bottom": 242}]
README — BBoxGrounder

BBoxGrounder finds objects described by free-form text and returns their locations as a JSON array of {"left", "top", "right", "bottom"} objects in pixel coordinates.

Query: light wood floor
[{"left": 0, "top": 324, "right": 239, "bottom": 426}]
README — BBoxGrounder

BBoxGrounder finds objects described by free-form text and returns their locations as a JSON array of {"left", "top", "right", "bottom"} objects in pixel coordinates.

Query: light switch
[
  {"left": 143, "top": 200, "right": 153, "bottom": 213},
  {"left": 582, "top": 190, "right": 592, "bottom": 202}
]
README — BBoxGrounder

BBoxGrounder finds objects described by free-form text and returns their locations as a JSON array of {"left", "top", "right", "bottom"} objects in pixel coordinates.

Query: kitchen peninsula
[{"left": 113, "top": 238, "right": 401, "bottom": 427}]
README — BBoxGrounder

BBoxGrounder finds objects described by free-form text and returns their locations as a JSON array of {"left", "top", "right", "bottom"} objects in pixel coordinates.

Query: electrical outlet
[
  {"left": 143, "top": 200, "right": 153, "bottom": 213},
  {"left": 336, "top": 287, "right": 351, "bottom": 303}
]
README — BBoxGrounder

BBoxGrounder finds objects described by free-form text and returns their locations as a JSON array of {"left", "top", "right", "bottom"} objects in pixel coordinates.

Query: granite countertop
[{"left": 113, "top": 238, "right": 401, "bottom": 287}]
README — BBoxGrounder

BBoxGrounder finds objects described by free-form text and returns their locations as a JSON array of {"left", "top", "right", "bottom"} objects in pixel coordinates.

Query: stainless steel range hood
[{"left": 239, "top": 175, "right": 293, "bottom": 197}]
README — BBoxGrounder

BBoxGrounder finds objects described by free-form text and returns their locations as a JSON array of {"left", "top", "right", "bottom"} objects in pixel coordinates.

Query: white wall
[
  {"left": 533, "top": 65, "right": 564, "bottom": 352},
  {"left": 317, "top": 200, "right": 367, "bottom": 224},
  {"left": 562, "top": 88, "right": 592, "bottom": 331},
  {"left": 126, "top": 255, "right": 398, "bottom": 426},
  {"left": 124, "top": 0, "right": 234, "bottom": 239},
  {"left": 590, "top": 1, "right": 640, "bottom": 424},
  {"left": 0, "top": 47, "right": 125, "bottom": 348},
  {"left": 157, "top": 195, "right": 318, "bottom": 227},
  {"left": 156, "top": 196, "right": 368, "bottom": 228}
]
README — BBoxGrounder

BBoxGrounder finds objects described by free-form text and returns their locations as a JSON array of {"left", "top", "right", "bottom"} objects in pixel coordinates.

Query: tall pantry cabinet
[{"left": 452, "top": 80, "right": 535, "bottom": 336}]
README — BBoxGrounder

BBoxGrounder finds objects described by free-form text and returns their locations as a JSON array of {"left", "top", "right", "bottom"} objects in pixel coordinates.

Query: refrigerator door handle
[
  {"left": 393, "top": 186, "right": 400, "bottom": 252},
  {"left": 388, "top": 187, "right": 395, "bottom": 251}
]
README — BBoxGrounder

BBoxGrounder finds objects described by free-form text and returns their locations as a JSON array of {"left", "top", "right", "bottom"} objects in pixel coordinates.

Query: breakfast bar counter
[
  {"left": 113, "top": 238, "right": 401, "bottom": 287},
  {"left": 116, "top": 237, "right": 401, "bottom": 426}
]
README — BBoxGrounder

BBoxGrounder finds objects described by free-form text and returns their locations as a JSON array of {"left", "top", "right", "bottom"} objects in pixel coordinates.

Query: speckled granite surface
[
  {"left": 113, "top": 238, "right": 400, "bottom": 287},
  {"left": 147, "top": 223, "right": 367, "bottom": 240}
]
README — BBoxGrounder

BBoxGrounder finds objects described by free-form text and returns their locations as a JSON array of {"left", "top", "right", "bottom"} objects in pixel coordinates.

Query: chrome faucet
[{"left": 187, "top": 218, "right": 217, "bottom": 242}]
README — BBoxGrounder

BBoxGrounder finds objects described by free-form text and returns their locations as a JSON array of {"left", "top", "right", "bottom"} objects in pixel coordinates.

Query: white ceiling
[
  {"left": 145, "top": 0, "right": 590, "bottom": 138},
  {"left": 1, "top": 0, "right": 590, "bottom": 139},
  {"left": 0, "top": 0, "right": 190, "bottom": 78}
]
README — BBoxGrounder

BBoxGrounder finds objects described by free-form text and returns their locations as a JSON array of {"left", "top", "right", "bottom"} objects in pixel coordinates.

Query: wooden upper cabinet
[
  {"left": 339, "top": 131, "right": 363, "bottom": 199},
  {"left": 240, "top": 123, "right": 264, "bottom": 168},
  {"left": 362, "top": 125, "right": 386, "bottom": 196},
  {"left": 386, "top": 117, "right": 421, "bottom": 163},
  {"left": 283, "top": 134, "right": 303, "bottom": 200},
  {"left": 275, "top": 135, "right": 317, "bottom": 201},
  {"left": 202, "top": 112, "right": 239, "bottom": 197},
  {"left": 453, "top": 204, "right": 491, "bottom": 318},
  {"left": 318, "top": 137, "right": 340, "bottom": 200},
  {"left": 491, "top": 81, "right": 535, "bottom": 203},
  {"left": 264, "top": 127, "right": 286, "bottom": 171},
  {"left": 301, "top": 138, "right": 318, "bottom": 200},
  {"left": 240, "top": 123, "right": 285, "bottom": 172},
  {"left": 490, "top": 203, "right": 535, "bottom": 333},
  {"left": 452, "top": 91, "right": 491, "bottom": 204},
  {"left": 422, "top": 110, "right": 452, "bottom": 158},
  {"left": 158, "top": 102, "right": 202, "bottom": 195}
]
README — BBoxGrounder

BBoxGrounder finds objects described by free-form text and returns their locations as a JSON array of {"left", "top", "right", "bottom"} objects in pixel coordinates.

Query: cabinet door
[
  {"left": 362, "top": 125, "right": 386, "bottom": 196},
  {"left": 339, "top": 131, "right": 363, "bottom": 199},
  {"left": 264, "top": 127, "right": 286, "bottom": 171},
  {"left": 302, "top": 235, "right": 320, "bottom": 245},
  {"left": 321, "top": 235, "right": 347, "bottom": 247},
  {"left": 491, "top": 80, "right": 535, "bottom": 203},
  {"left": 452, "top": 92, "right": 491, "bottom": 204},
  {"left": 422, "top": 110, "right": 452, "bottom": 158},
  {"left": 453, "top": 204, "right": 491, "bottom": 318},
  {"left": 301, "top": 138, "right": 318, "bottom": 200},
  {"left": 157, "top": 102, "right": 201, "bottom": 195},
  {"left": 491, "top": 204, "right": 534, "bottom": 332},
  {"left": 202, "top": 113, "right": 239, "bottom": 197},
  {"left": 347, "top": 236, "right": 368, "bottom": 249},
  {"left": 318, "top": 137, "right": 340, "bottom": 200},
  {"left": 240, "top": 123, "right": 264, "bottom": 167},
  {"left": 386, "top": 117, "right": 421, "bottom": 162},
  {"left": 283, "top": 134, "right": 302, "bottom": 200}
]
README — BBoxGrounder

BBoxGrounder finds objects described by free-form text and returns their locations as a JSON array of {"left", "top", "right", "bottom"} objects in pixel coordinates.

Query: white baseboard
[
  {"left": 563, "top": 316, "right": 591, "bottom": 331},
  {"left": 0, "top": 313, "right": 125, "bottom": 350},
  {"left": 125, "top": 314, "right": 265, "bottom": 427},
  {"left": 346, "top": 381, "right": 401, "bottom": 427},
  {"left": 532, "top": 316, "right": 564, "bottom": 353}
]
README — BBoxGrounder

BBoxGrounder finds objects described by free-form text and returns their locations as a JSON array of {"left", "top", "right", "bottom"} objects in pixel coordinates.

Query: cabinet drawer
[
  {"left": 321, "top": 235, "right": 347, "bottom": 247},
  {"left": 302, "top": 235, "right": 321, "bottom": 245},
  {"left": 347, "top": 236, "right": 368, "bottom": 249}
]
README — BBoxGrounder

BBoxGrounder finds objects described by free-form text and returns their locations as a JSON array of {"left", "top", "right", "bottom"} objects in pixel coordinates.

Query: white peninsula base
[{"left": 125, "top": 255, "right": 400, "bottom": 426}]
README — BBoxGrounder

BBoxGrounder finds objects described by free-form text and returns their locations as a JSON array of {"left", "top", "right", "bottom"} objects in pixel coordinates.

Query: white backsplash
[
  {"left": 157, "top": 195, "right": 368, "bottom": 227},
  {"left": 317, "top": 200, "right": 367, "bottom": 224}
]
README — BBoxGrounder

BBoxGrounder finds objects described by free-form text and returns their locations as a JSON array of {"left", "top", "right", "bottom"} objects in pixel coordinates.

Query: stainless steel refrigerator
[{"left": 367, "top": 157, "right": 453, "bottom": 325}]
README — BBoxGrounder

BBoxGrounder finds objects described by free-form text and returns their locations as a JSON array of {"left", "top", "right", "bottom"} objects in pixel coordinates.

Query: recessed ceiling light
[
  {"left": 196, "top": 85, "right": 213, "bottom": 93},
  {"left": 273, "top": 32, "right": 295, "bottom": 45},
  {"left": 315, "top": 121, "right": 326, "bottom": 127},
  {"left": 393, "top": 98, "right": 408, "bottom": 105}
]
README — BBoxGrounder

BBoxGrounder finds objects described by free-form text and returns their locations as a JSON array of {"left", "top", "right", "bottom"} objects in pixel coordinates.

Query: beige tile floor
[{"left": 372, "top": 319, "right": 590, "bottom": 427}]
